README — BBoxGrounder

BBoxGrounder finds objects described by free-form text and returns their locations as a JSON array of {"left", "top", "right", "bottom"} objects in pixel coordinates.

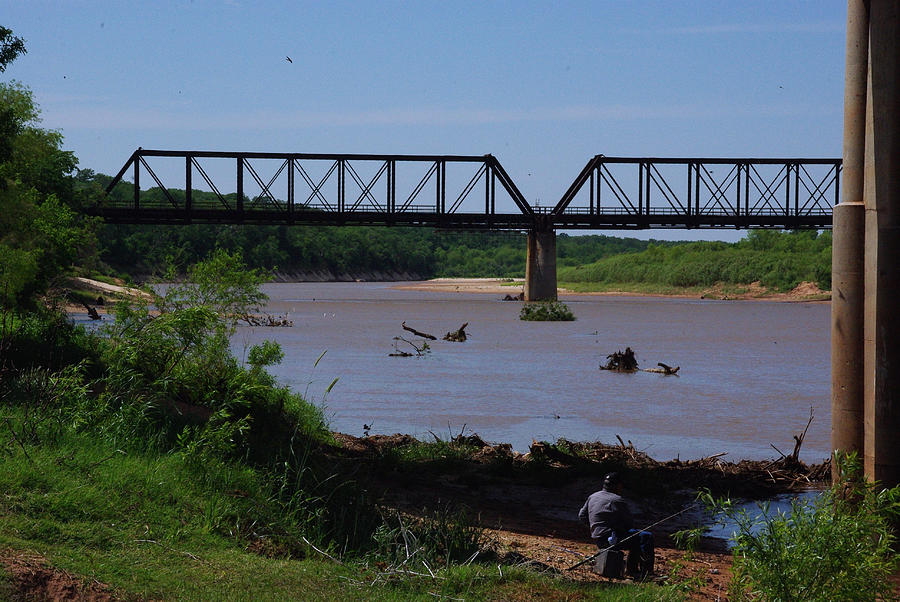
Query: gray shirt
[{"left": 578, "top": 489, "right": 634, "bottom": 541}]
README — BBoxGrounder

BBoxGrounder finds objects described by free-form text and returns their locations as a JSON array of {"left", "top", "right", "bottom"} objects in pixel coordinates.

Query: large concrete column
[
  {"left": 831, "top": 0, "right": 868, "bottom": 478},
  {"left": 863, "top": 0, "right": 900, "bottom": 486},
  {"left": 524, "top": 228, "right": 557, "bottom": 301}
]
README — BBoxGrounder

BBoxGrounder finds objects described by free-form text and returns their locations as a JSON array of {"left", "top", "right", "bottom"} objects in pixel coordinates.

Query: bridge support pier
[
  {"left": 524, "top": 228, "right": 557, "bottom": 301},
  {"left": 832, "top": 0, "right": 868, "bottom": 479},
  {"left": 863, "top": 0, "right": 900, "bottom": 486}
]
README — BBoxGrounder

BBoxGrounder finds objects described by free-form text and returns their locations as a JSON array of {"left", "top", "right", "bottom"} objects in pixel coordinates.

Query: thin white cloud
[
  {"left": 40, "top": 102, "right": 839, "bottom": 132},
  {"left": 640, "top": 21, "right": 842, "bottom": 35}
]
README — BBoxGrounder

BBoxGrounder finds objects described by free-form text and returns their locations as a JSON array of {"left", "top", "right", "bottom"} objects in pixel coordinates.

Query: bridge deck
[{"left": 89, "top": 150, "right": 839, "bottom": 230}]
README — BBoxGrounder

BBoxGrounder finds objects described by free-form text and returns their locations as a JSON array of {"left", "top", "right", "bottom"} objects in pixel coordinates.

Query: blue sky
[{"left": 5, "top": 1, "right": 845, "bottom": 240}]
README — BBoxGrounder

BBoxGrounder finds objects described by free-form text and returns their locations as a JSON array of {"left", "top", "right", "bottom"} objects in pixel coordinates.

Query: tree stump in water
[
  {"left": 80, "top": 301, "right": 101, "bottom": 320},
  {"left": 443, "top": 323, "right": 468, "bottom": 342},
  {"left": 600, "top": 347, "right": 638, "bottom": 371}
]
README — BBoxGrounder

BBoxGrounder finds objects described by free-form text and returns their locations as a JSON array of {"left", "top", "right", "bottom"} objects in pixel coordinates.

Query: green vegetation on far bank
[
  {"left": 90, "top": 183, "right": 834, "bottom": 297},
  {"left": 558, "top": 230, "right": 832, "bottom": 295}
]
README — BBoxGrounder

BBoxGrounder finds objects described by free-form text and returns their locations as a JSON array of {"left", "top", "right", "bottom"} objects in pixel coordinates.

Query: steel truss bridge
[{"left": 91, "top": 149, "right": 840, "bottom": 230}]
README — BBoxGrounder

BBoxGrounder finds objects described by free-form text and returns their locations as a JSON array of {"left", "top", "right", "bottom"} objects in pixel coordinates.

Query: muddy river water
[{"left": 231, "top": 282, "right": 830, "bottom": 463}]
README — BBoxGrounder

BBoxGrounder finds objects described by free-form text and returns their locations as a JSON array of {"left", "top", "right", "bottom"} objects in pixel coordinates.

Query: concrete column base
[
  {"left": 831, "top": 202, "right": 865, "bottom": 480},
  {"left": 524, "top": 229, "right": 557, "bottom": 301},
  {"left": 863, "top": 0, "right": 900, "bottom": 486}
]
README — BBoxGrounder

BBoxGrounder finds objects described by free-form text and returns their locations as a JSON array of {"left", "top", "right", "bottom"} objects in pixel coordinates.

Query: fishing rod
[{"left": 565, "top": 502, "right": 700, "bottom": 571}]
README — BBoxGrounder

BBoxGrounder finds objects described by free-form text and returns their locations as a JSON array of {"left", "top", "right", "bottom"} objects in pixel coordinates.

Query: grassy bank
[{"left": 0, "top": 418, "right": 677, "bottom": 600}]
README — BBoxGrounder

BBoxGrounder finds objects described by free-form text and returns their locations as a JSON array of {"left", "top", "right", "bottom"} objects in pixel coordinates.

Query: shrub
[
  {"left": 704, "top": 453, "right": 900, "bottom": 601},
  {"left": 373, "top": 505, "right": 489, "bottom": 567},
  {"left": 519, "top": 301, "right": 575, "bottom": 321}
]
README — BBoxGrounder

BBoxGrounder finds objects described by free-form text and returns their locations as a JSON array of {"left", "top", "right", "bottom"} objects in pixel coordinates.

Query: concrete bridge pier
[
  {"left": 524, "top": 227, "right": 557, "bottom": 301},
  {"left": 863, "top": 0, "right": 900, "bottom": 486},
  {"left": 832, "top": 0, "right": 868, "bottom": 479}
]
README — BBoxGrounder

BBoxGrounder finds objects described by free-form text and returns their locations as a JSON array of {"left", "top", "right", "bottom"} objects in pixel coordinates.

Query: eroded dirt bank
[{"left": 329, "top": 433, "right": 830, "bottom": 600}]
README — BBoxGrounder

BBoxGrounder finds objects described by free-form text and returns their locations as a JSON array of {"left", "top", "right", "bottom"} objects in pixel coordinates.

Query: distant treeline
[
  {"left": 96, "top": 181, "right": 658, "bottom": 279},
  {"left": 99, "top": 221, "right": 655, "bottom": 280},
  {"left": 558, "top": 229, "right": 832, "bottom": 292},
  {"left": 95, "top": 182, "right": 831, "bottom": 291}
]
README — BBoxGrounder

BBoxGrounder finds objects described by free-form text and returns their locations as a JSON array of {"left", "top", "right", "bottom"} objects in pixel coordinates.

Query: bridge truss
[
  {"left": 96, "top": 149, "right": 534, "bottom": 229},
  {"left": 92, "top": 150, "right": 839, "bottom": 230},
  {"left": 552, "top": 156, "right": 839, "bottom": 229}
]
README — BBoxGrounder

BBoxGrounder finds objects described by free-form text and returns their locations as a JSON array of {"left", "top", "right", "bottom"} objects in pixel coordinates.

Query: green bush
[
  {"left": 704, "top": 453, "right": 900, "bottom": 601},
  {"left": 519, "top": 301, "right": 576, "bottom": 321},
  {"left": 558, "top": 230, "right": 832, "bottom": 292}
]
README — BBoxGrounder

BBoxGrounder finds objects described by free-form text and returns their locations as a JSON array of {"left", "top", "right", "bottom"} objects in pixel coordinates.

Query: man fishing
[{"left": 577, "top": 472, "right": 654, "bottom": 578}]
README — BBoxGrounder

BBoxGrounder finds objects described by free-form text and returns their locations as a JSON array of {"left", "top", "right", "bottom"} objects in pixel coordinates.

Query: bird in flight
[{"left": 286, "top": 56, "right": 293, "bottom": 63}]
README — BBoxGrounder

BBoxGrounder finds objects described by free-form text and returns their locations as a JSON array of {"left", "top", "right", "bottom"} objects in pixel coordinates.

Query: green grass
[{"left": 0, "top": 416, "right": 681, "bottom": 600}]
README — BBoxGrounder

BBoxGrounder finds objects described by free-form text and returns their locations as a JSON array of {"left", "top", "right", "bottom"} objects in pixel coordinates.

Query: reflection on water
[
  {"left": 224, "top": 282, "right": 830, "bottom": 462},
  {"left": 703, "top": 489, "right": 825, "bottom": 545}
]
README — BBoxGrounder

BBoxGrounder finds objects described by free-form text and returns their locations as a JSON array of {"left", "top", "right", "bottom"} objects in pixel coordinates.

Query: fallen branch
[
  {"left": 402, "top": 321, "right": 437, "bottom": 340},
  {"left": 4, "top": 418, "right": 32, "bottom": 463},
  {"left": 87, "top": 449, "right": 126, "bottom": 469},
  {"left": 80, "top": 301, "right": 101, "bottom": 320},
  {"left": 390, "top": 336, "right": 430, "bottom": 357}
]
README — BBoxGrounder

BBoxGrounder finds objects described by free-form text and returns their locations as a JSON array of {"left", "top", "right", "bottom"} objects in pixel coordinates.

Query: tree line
[{"left": 88, "top": 179, "right": 663, "bottom": 280}]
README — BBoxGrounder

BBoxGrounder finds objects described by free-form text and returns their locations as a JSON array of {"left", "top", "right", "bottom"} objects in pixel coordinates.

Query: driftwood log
[
  {"left": 443, "top": 323, "right": 468, "bottom": 342},
  {"left": 401, "top": 321, "right": 437, "bottom": 340},
  {"left": 644, "top": 362, "right": 680, "bottom": 375}
]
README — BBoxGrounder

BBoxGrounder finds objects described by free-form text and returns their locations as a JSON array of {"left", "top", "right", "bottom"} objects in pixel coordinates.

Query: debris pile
[
  {"left": 242, "top": 314, "right": 293, "bottom": 327},
  {"left": 600, "top": 347, "right": 638, "bottom": 371}
]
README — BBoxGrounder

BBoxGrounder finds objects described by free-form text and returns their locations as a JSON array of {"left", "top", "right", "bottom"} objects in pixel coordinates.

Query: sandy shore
[
  {"left": 394, "top": 278, "right": 831, "bottom": 302},
  {"left": 393, "top": 278, "right": 523, "bottom": 295}
]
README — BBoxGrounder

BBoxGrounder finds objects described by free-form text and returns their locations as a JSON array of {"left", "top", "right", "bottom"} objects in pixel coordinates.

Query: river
[{"left": 230, "top": 282, "right": 830, "bottom": 463}]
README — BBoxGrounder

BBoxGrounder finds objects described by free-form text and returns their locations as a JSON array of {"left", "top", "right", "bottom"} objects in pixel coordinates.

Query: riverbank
[
  {"left": 396, "top": 278, "right": 831, "bottom": 302},
  {"left": 328, "top": 432, "right": 830, "bottom": 599}
]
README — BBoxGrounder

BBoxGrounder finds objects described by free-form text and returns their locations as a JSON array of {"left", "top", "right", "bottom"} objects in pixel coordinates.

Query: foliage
[
  {"left": 373, "top": 505, "right": 488, "bottom": 568},
  {"left": 86, "top": 187, "right": 664, "bottom": 281},
  {"left": 89, "top": 188, "right": 832, "bottom": 294},
  {"left": 519, "top": 301, "right": 576, "bottom": 321},
  {"left": 703, "top": 453, "right": 900, "bottom": 601},
  {"left": 157, "top": 247, "right": 270, "bottom": 329},
  {"left": 559, "top": 230, "right": 832, "bottom": 293},
  {"left": 0, "top": 26, "right": 26, "bottom": 74},
  {"left": 0, "top": 307, "right": 99, "bottom": 375},
  {"left": 0, "top": 52, "right": 97, "bottom": 308},
  {"left": 0, "top": 421, "right": 680, "bottom": 599}
]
